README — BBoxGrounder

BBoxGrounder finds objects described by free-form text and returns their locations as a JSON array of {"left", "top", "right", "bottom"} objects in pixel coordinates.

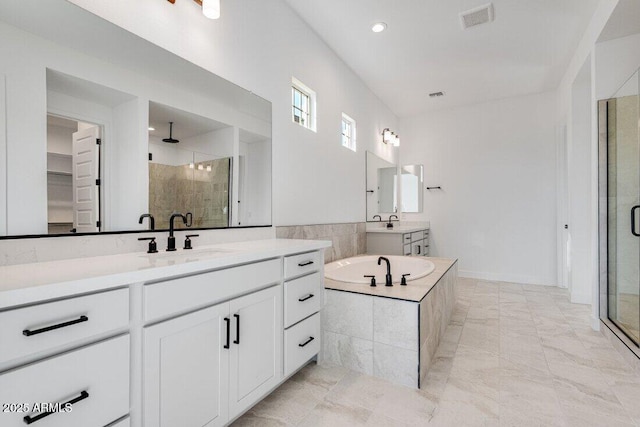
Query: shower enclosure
[{"left": 600, "top": 67, "right": 640, "bottom": 346}]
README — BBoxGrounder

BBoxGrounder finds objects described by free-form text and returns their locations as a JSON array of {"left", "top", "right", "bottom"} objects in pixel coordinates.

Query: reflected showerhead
[{"left": 162, "top": 122, "right": 179, "bottom": 143}]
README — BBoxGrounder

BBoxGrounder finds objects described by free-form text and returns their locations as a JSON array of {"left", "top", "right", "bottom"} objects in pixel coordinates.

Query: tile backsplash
[{"left": 276, "top": 223, "right": 366, "bottom": 263}]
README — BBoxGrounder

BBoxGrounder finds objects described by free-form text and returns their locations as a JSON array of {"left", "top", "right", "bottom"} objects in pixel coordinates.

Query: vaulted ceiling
[{"left": 284, "top": 0, "right": 601, "bottom": 117}]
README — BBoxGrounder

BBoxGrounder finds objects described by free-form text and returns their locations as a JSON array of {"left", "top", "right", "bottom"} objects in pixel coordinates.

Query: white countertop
[
  {"left": 0, "top": 239, "right": 331, "bottom": 309},
  {"left": 366, "top": 226, "right": 429, "bottom": 234}
]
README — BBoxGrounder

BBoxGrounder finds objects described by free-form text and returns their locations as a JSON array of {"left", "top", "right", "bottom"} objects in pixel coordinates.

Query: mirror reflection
[
  {"left": 401, "top": 164, "right": 424, "bottom": 213},
  {"left": 366, "top": 151, "right": 398, "bottom": 221},
  {"left": 0, "top": 0, "right": 272, "bottom": 237}
]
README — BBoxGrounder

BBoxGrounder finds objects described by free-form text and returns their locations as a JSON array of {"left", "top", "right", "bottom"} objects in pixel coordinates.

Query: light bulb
[
  {"left": 206, "top": 165, "right": 212, "bottom": 172},
  {"left": 202, "top": 0, "right": 220, "bottom": 19},
  {"left": 189, "top": 163, "right": 195, "bottom": 169},
  {"left": 198, "top": 164, "right": 204, "bottom": 170},
  {"left": 371, "top": 22, "right": 387, "bottom": 33},
  {"left": 382, "top": 128, "right": 392, "bottom": 143}
]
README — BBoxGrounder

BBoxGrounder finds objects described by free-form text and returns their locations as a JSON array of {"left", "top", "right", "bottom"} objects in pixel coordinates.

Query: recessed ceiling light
[
  {"left": 371, "top": 22, "right": 387, "bottom": 33},
  {"left": 148, "top": 127, "right": 155, "bottom": 131}
]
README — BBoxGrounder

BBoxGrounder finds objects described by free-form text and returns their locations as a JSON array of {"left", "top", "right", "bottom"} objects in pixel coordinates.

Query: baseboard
[
  {"left": 570, "top": 291, "right": 591, "bottom": 305},
  {"left": 458, "top": 270, "right": 557, "bottom": 287}
]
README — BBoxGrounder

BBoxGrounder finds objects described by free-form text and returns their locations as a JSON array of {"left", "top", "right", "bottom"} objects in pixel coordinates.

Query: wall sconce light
[
  {"left": 206, "top": 165, "right": 212, "bottom": 172},
  {"left": 197, "top": 164, "right": 204, "bottom": 171},
  {"left": 167, "top": 0, "right": 220, "bottom": 20},
  {"left": 189, "top": 162, "right": 195, "bottom": 169},
  {"left": 382, "top": 128, "right": 400, "bottom": 147}
]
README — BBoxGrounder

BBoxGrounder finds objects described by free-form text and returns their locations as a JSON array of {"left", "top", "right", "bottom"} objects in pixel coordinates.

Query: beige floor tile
[{"left": 234, "top": 279, "right": 640, "bottom": 427}]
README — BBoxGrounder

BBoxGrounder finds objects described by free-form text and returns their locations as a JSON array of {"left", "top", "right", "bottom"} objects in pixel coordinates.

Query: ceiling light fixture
[
  {"left": 167, "top": 0, "right": 220, "bottom": 20},
  {"left": 371, "top": 22, "right": 387, "bottom": 33}
]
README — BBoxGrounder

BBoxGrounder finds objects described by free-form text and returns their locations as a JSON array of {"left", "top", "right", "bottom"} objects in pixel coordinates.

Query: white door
[
  {"left": 228, "top": 286, "right": 282, "bottom": 418},
  {"left": 143, "top": 303, "right": 230, "bottom": 427},
  {"left": 558, "top": 124, "right": 571, "bottom": 289},
  {"left": 72, "top": 126, "right": 100, "bottom": 233}
]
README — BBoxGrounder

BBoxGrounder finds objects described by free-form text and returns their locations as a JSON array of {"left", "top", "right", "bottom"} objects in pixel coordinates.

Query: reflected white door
[{"left": 72, "top": 126, "right": 100, "bottom": 233}]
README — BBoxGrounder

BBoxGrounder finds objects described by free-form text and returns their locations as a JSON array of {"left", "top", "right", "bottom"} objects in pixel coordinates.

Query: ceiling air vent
[
  {"left": 460, "top": 3, "right": 494, "bottom": 30},
  {"left": 429, "top": 92, "right": 445, "bottom": 98}
]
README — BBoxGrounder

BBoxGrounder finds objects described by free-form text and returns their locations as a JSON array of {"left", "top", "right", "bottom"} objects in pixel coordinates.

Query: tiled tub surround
[
  {"left": 323, "top": 257, "right": 457, "bottom": 388},
  {"left": 276, "top": 223, "right": 366, "bottom": 263}
]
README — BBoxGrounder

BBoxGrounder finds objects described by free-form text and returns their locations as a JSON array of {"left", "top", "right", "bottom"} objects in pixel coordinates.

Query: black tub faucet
[
  {"left": 139, "top": 213, "right": 155, "bottom": 230},
  {"left": 167, "top": 212, "right": 192, "bottom": 251},
  {"left": 378, "top": 256, "right": 393, "bottom": 286}
]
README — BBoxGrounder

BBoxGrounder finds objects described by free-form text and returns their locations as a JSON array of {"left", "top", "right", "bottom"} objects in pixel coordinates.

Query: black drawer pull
[
  {"left": 299, "top": 336, "right": 315, "bottom": 347},
  {"left": 298, "top": 261, "right": 314, "bottom": 267},
  {"left": 23, "top": 315, "right": 88, "bottom": 337},
  {"left": 23, "top": 390, "right": 89, "bottom": 425},
  {"left": 298, "top": 294, "right": 314, "bottom": 302},
  {"left": 233, "top": 314, "right": 240, "bottom": 345},
  {"left": 224, "top": 317, "right": 230, "bottom": 349}
]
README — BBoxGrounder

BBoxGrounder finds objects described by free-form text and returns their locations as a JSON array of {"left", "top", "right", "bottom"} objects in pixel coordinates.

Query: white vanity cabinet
[
  {"left": 367, "top": 227, "right": 430, "bottom": 256},
  {"left": 282, "top": 252, "right": 324, "bottom": 377},
  {"left": 0, "top": 290, "right": 130, "bottom": 427},
  {"left": 0, "top": 240, "right": 330, "bottom": 427},
  {"left": 143, "top": 265, "right": 283, "bottom": 426}
]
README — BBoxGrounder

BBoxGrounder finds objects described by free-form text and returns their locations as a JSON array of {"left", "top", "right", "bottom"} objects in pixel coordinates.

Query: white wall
[
  {"left": 400, "top": 92, "right": 557, "bottom": 285},
  {"left": 596, "top": 32, "right": 640, "bottom": 100},
  {"left": 67, "top": 0, "right": 398, "bottom": 226},
  {"left": 569, "top": 58, "right": 595, "bottom": 304}
]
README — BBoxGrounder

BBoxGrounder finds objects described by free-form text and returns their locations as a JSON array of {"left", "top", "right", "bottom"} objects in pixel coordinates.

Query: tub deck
[{"left": 324, "top": 256, "right": 457, "bottom": 302}]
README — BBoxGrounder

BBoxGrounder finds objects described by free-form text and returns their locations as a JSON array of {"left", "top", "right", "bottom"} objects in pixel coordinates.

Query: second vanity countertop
[
  {"left": 0, "top": 239, "right": 331, "bottom": 309},
  {"left": 366, "top": 226, "right": 429, "bottom": 234}
]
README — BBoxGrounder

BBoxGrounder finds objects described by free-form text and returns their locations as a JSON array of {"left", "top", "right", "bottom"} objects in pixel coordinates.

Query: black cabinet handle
[
  {"left": 298, "top": 261, "right": 314, "bottom": 267},
  {"left": 233, "top": 314, "right": 240, "bottom": 344},
  {"left": 298, "top": 294, "right": 314, "bottom": 302},
  {"left": 224, "top": 317, "right": 230, "bottom": 349},
  {"left": 23, "top": 390, "right": 89, "bottom": 425},
  {"left": 417, "top": 245, "right": 421, "bottom": 255},
  {"left": 23, "top": 315, "right": 88, "bottom": 337},
  {"left": 299, "top": 336, "right": 315, "bottom": 347},
  {"left": 632, "top": 206, "right": 640, "bottom": 237}
]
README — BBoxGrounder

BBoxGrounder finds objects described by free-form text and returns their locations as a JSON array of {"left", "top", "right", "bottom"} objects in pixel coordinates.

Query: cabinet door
[
  {"left": 144, "top": 303, "right": 230, "bottom": 427},
  {"left": 228, "top": 285, "right": 282, "bottom": 418},
  {"left": 412, "top": 238, "right": 425, "bottom": 256}
]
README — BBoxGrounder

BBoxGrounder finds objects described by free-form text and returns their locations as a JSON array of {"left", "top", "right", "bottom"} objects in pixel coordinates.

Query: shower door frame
[{"left": 598, "top": 98, "right": 640, "bottom": 357}]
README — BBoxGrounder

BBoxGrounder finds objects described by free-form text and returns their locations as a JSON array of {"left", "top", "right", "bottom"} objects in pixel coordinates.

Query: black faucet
[
  {"left": 378, "top": 256, "right": 393, "bottom": 286},
  {"left": 387, "top": 215, "right": 398, "bottom": 228},
  {"left": 373, "top": 215, "right": 382, "bottom": 222},
  {"left": 139, "top": 213, "right": 155, "bottom": 230},
  {"left": 167, "top": 212, "right": 192, "bottom": 251}
]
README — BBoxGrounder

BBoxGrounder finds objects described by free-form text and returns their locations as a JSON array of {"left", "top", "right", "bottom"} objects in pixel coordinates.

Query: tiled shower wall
[{"left": 276, "top": 223, "right": 366, "bottom": 263}]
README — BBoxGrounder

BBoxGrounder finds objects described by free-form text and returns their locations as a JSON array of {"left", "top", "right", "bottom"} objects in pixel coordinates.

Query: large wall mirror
[
  {"left": 366, "top": 151, "right": 398, "bottom": 221},
  {"left": 0, "top": 0, "right": 272, "bottom": 237}
]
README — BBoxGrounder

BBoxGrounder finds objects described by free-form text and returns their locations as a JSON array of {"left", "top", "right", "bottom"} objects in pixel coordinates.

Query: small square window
[
  {"left": 292, "top": 77, "right": 316, "bottom": 132},
  {"left": 341, "top": 113, "right": 356, "bottom": 152}
]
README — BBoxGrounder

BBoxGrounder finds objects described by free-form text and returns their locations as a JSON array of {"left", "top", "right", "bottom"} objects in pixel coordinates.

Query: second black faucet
[{"left": 167, "top": 212, "right": 193, "bottom": 251}]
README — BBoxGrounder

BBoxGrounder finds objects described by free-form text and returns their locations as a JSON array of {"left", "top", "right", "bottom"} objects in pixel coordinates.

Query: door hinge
[
  {"left": 96, "top": 179, "right": 101, "bottom": 186},
  {"left": 96, "top": 138, "right": 102, "bottom": 145},
  {"left": 148, "top": 153, "right": 153, "bottom": 161},
  {"left": 96, "top": 221, "right": 101, "bottom": 228}
]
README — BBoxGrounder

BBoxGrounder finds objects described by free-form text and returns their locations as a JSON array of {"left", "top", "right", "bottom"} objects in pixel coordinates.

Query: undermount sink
[
  {"left": 324, "top": 255, "right": 435, "bottom": 284},
  {"left": 139, "top": 247, "right": 233, "bottom": 260}
]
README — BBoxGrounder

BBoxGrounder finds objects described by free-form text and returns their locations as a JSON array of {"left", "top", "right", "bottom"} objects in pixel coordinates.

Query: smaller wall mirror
[
  {"left": 366, "top": 151, "right": 398, "bottom": 221},
  {"left": 401, "top": 164, "right": 424, "bottom": 213}
]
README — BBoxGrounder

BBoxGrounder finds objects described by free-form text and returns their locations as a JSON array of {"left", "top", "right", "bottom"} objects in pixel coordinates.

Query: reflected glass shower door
[{"left": 607, "top": 69, "right": 640, "bottom": 345}]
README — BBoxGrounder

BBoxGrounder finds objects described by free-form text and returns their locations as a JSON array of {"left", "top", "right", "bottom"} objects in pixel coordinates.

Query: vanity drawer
[
  {"left": 411, "top": 231, "right": 423, "bottom": 242},
  {"left": 0, "top": 335, "right": 130, "bottom": 427},
  {"left": 284, "top": 272, "right": 322, "bottom": 328},
  {"left": 144, "top": 258, "right": 280, "bottom": 321},
  {"left": 403, "top": 234, "right": 412, "bottom": 244},
  {"left": 284, "top": 251, "right": 320, "bottom": 280},
  {"left": 404, "top": 244, "right": 411, "bottom": 256},
  {"left": 0, "top": 288, "right": 129, "bottom": 365},
  {"left": 284, "top": 313, "right": 321, "bottom": 376},
  {"left": 423, "top": 230, "right": 429, "bottom": 239}
]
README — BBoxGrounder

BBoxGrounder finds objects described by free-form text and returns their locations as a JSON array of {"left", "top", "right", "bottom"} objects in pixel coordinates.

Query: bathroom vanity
[
  {"left": 366, "top": 226, "right": 430, "bottom": 256},
  {"left": 0, "top": 239, "right": 329, "bottom": 427}
]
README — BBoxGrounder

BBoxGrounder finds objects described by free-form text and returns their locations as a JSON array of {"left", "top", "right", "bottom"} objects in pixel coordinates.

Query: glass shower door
[{"left": 607, "top": 69, "right": 640, "bottom": 345}]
